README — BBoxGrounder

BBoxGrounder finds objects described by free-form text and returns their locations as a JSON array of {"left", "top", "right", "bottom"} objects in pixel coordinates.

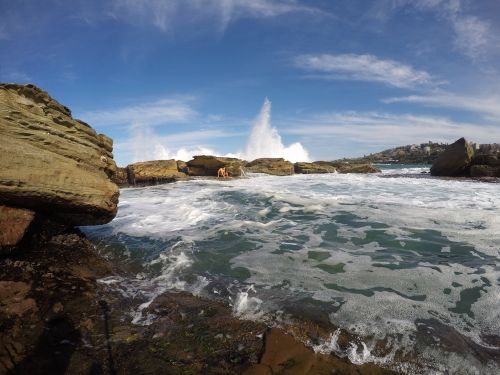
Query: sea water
[{"left": 83, "top": 166, "right": 500, "bottom": 374}]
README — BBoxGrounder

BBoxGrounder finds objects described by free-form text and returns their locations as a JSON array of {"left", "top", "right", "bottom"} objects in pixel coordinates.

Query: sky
[{"left": 1, "top": 0, "right": 500, "bottom": 165}]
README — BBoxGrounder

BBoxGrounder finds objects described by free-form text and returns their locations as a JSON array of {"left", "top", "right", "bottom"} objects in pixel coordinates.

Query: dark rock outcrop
[
  {"left": 430, "top": 138, "right": 474, "bottom": 177},
  {"left": 187, "top": 155, "right": 244, "bottom": 177},
  {"left": 126, "top": 159, "right": 187, "bottom": 186},
  {"left": 0, "top": 83, "right": 119, "bottom": 225},
  {"left": 294, "top": 162, "right": 336, "bottom": 174},
  {"left": 470, "top": 165, "right": 500, "bottom": 178},
  {"left": 245, "top": 158, "right": 294, "bottom": 176}
]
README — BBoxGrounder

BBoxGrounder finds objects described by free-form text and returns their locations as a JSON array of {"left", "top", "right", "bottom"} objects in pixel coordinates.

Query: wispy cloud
[
  {"left": 108, "top": 0, "right": 325, "bottom": 33},
  {"left": 387, "top": 0, "right": 494, "bottom": 61},
  {"left": 383, "top": 93, "right": 500, "bottom": 122},
  {"left": 282, "top": 111, "right": 500, "bottom": 147},
  {"left": 294, "top": 53, "right": 434, "bottom": 89},
  {"left": 81, "top": 96, "right": 197, "bottom": 127},
  {"left": 0, "top": 69, "right": 32, "bottom": 83}
]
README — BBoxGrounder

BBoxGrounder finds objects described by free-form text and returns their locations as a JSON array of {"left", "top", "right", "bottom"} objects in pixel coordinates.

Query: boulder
[
  {"left": 0, "top": 83, "right": 119, "bottom": 225},
  {"left": 187, "top": 155, "right": 244, "bottom": 177},
  {"left": 430, "top": 138, "right": 474, "bottom": 177},
  {"left": 245, "top": 158, "right": 294, "bottom": 176},
  {"left": 314, "top": 161, "right": 380, "bottom": 174},
  {"left": 470, "top": 165, "right": 500, "bottom": 178},
  {"left": 126, "top": 159, "right": 187, "bottom": 185},
  {"left": 0, "top": 206, "right": 35, "bottom": 248},
  {"left": 294, "top": 162, "right": 336, "bottom": 174}
]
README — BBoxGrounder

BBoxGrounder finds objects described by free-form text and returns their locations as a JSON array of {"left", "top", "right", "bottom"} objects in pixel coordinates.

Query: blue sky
[{"left": 1, "top": 0, "right": 500, "bottom": 165}]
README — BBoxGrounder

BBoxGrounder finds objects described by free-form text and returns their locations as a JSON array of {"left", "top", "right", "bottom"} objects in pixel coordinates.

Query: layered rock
[
  {"left": 127, "top": 159, "right": 187, "bottom": 186},
  {"left": 294, "top": 162, "right": 336, "bottom": 174},
  {"left": 111, "top": 167, "right": 129, "bottom": 187},
  {"left": 314, "top": 161, "right": 380, "bottom": 174},
  {"left": 245, "top": 158, "right": 294, "bottom": 176},
  {"left": 187, "top": 155, "right": 244, "bottom": 177},
  {"left": 0, "top": 83, "right": 119, "bottom": 226},
  {"left": 430, "top": 138, "right": 474, "bottom": 177}
]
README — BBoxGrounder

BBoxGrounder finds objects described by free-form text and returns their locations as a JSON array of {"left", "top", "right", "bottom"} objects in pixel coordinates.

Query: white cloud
[
  {"left": 282, "top": 111, "right": 500, "bottom": 147},
  {"left": 294, "top": 53, "right": 434, "bottom": 89},
  {"left": 115, "top": 126, "right": 242, "bottom": 163},
  {"left": 450, "top": 14, "right": 489, "bottom": 60},
  {"left": 108, "top": 0, "right": 323, "bottom": 33},
  {"left": 81, "top": 97, "right": 197, "bottom": 127},
  {"left": 383, "top": 93, "right": 500, "bottom": 122}
]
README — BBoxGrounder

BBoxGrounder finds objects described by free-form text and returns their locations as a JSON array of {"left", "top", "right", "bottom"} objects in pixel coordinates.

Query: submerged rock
[
  {"left": 187, "top": 155, "right": 245, "bottom": 177},
  {"left": 126, "top": 159, "right": 187, "bottom": 186},
  {"left": 430, "top": 138, "right": 474, "bottom": 177},
  {"left": 294, "top": 162, "right": 336, "bottom": 174},
  {"left": 0, "top": 83, "right": 119, "bottom": 225},
  {"left": 245, "top": 158, "right": 294, "bottom": 176}
]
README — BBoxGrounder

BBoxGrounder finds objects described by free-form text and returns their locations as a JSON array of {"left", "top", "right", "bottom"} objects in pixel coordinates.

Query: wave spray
[{"left": 244, "top": 98, "right": 310, "bottom": 162}]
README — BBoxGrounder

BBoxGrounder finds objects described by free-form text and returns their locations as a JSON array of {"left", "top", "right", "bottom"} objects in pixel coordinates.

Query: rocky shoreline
[
  {"left": 4, "top": 83, "right": 495, "bottom": 374},
  {"left": 0, "top": 83, "right": 392, "bottom": 374}
]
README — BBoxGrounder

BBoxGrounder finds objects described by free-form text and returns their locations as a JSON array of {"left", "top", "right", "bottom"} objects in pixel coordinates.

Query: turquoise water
[{"left": 84, "top": 166, "right": 500, "bottom": 374}]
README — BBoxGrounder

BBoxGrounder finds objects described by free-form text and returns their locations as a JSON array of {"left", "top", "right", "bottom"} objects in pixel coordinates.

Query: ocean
[{"left": 83, "top": 165, "right": 500, "bottom": 374}]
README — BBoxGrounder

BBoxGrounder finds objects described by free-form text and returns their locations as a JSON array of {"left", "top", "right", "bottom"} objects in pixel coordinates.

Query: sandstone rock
[
  {"left": 187, "top": 155, "right": 245, "bottom": 177},
  {"left": 294, "top": 162, "right": 336, "bottom": 174},
  {"left": 177, "top": 160, "right": 188, "bottom": 174},
  {"left": 0, "top": 206, "right": 35, "bottom": 248},
  {"left": 111, "top": 167, "right": 129, "bottom": 187},
  {"left": 245, "top": 158, "right": 294, "bottom": 176},
  {"left": 127, "top": 159, "right": 187, "bottom": 186},
  {"left": 430, "top": 138, "right": 474, "bottom": 176},
  {"left": 0, "top": 84, "right": 119, "bottom": 225},
  {"left": 314, "top": 161, "right": 380, "bottom": 174},
  {"left": 470, "top": 165, "right": 500, "bottom": 178},
  {"left": 336, "top": 163, "right": 381, "bottom": 174}
]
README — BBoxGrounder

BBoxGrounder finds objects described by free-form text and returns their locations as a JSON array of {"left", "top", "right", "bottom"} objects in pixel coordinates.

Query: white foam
[{"left": 86, "top": 170, "right": 500, "bottom": 373}]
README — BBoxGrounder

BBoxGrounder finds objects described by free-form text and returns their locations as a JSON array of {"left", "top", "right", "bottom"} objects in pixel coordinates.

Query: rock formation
[
  {"left": 127, "top": 159, "right": 187, "bottom": 186},
  {"left": 187, "top": 155, "right": 244, "bottom": 177},
  {"left": 294, "top": 162, "right": 336, "bottom": 174},
  {"left": 314, "top": 161, "right": 380, "bottom": 174},
  {"left": 430, "top": 138, "right": 474, "bottom": 177},
  {"left": 0, "top": 83, "right": 119, "bottom": 247},
  {"left": 245, "top": 158, "right": 294, "bottom": 176}
]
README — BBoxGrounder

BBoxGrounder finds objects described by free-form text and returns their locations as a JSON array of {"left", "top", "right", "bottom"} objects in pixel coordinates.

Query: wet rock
[
  {"left": 0, "top": 83, "right": 119, "bottom": 225},
  {"left": 472, "top": 154, "right": 500, "bottom": 167},
  {"left": 245, "top": 158, "right": 294, "bottom": 176},
  {"left": 0, "top": 205, "right": 35, "bottom": 248},
  {"left": 187, "top": 155, "right": 245, "bottom": 177},
  {"left": 470, "top": 165, "right": 500, "bottom": 178},
  {"left": 294, "top": 162, "right": 336, "bottom": 174},
  {"left": 314, "top": 161, "right": 380, "bottom": 174},
  {"left": 0, "top": 281, "right": 37, "bottom": 317},
  {"left": 126, "top": 159, "right": 187, "bottom": 186},
  {"left": 430, "top": 137, "right": 474, "bottom": 177}
]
